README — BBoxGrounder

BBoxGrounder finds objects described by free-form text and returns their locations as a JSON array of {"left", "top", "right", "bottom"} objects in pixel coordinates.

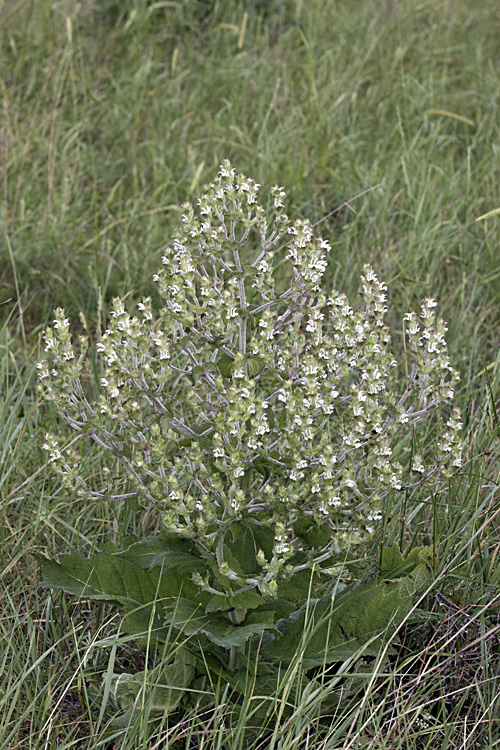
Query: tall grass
[{"left": 1, "top": 0, "right": 500, "bottom": 747}]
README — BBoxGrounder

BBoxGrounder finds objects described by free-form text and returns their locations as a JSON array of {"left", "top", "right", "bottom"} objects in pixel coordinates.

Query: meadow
[{"left": 1, "top": 0, "right": 500, "bottom": 747}]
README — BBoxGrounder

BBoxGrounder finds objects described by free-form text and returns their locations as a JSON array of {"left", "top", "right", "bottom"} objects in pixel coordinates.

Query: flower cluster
[{"left": 38, "top": 161, "right": 462, "bottom": 598}]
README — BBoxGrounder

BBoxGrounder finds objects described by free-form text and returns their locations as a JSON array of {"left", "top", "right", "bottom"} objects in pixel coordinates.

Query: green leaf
[
  {"left": 252, "top": 457, "right": 272, "bottom": 482},
  {"left": 229, "top": 589, "right": 265, "bottom": 609},
  {"left": 378, "top": 543, "right": 405, "bottom": 577},
  {"left": 164, "top": 598, "right": 279, "bottom": 649},
  {"left": 206, "top": 589, "right": 264, "bottom": 613},
  {"left": 223, "top": 522, "right": 274, "bottom": 576},
  {"left": 36, "top": 551, "right": 158, "bottom": 609},
  {"left": 246, "top": 355, "right": 265, "bottom": 377},
  {"left": 253, "top": 598, "right": 296, "bottom": 620},
  {"left": 114, "top": 535, "right": 207, "bottom": 575},
  {"left": 216, "top": 353, "right": 265, "bottom": 379},
  {"left": 148, "top": 649, "right": 197, "bottom": 711},
  {"left": 378, "top": 543, "right": 433, "bottom": 579},
  {"left": 205, "top": 594, "right": 232, "bottom": 613},
  {"left": 245, "top": 609, "right": 277, "bottom": 626},
  {"left": 293, "top": 518, "right": 332, "bottom": 548},
  {"left": 110, "top": 647, "right": 197, "bottom": 715},
  {"left": 217, "top": 353, "right": 234, "bottom": 378},
  {"left": 211, "top": 620, "right": 280, "bottom": 649},
  {"left": 395, "top": 563, "right": 431, "bottom": 598},
  {"left": 276, "top": 565, "right": 323, "bottom": 601},
  {"left": 261, "top": 577, "right": 416, "bottom": 668},
  {"left": 121, "top": 608, "right": 171, "bottom": 642},
  {"left": 35, "top": 544, "right": 208, "bottom": 640}
]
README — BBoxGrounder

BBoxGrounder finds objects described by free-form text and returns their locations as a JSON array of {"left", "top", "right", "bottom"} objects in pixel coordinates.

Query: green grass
[{"left": 2, "top": 0, "right": 500, "bottom": 746}]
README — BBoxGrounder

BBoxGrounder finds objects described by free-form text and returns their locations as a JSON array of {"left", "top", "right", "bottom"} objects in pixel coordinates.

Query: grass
[{"left": 1, "top": 0, "right": 500, "bottom": 747}]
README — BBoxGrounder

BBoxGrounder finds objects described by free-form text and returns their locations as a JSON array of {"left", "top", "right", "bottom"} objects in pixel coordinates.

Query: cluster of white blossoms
[{"left": 38, "top": 161, "right": 462, "bottom": 597}]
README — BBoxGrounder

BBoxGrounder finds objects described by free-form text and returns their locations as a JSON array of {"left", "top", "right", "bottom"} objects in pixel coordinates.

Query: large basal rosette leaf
[
  {"left": 113, "top": 534, "right": 208, "bottom": 573},
  {"left": 35, "top": 534, "right": 295, "bottom": 649},
  {"left": 109, "top": 647, "right": 197, "bottom": 717},
  {"left": 35, "top": 536, "right": 210, "bottom": 637},
  {"left": 163, "top": 597, "right": 281, "bottom": 649},
  {"left": 260, "top": 545, "right": 433, "bottom": 668}
]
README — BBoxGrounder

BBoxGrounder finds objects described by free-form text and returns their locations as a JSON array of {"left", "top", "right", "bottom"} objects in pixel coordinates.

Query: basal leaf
[
  {"left": 110, "top": 648, "right": 196, "bottom": 715},
  {"left": 378, "top": 543, "right": 433, "bottom": 579},
  {"left": 378, "top": 543, "right": 407, "bottom": 578},
  {"left": 148, "top": 648, "right": 197, "bottom": 712},
  {"left": 276, "top": 565, "right": 323, "bottom": 601},
  {"left": 121, "top": 608, "right": 171, "bottom": 642},
  {"left": 164, "top": 598, "right": 279, "bottom": 648},
  {"left": 36, "top": 551, "right": 157, "bottom": 609},
  {"left": 36, "top": 546, "right": 206, "bottom": 620},
  {"left": 262, "top": 578, "right": 414, "bottom": 667},
  {"left": 253, "top": 598, "right": 296, "bottom": 620},
  {"left": 114, "top": 534, "right": 207, "bottom": 575}
]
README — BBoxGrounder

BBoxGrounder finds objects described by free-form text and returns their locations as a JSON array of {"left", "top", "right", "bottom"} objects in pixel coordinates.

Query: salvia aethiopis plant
[{"left": 38, "top": 161, "right": 462, "bottom": 599}]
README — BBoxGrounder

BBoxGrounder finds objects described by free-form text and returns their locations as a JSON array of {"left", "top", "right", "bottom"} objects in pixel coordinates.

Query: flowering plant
[{"left": 37, "top": 162, "right": 462, "bottom": 693}]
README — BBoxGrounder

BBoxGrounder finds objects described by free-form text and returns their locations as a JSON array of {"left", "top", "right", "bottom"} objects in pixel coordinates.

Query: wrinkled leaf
[
  {"left": 164, "top": 598, "right": 279, "bottom": 648},
  {"left": 36, "top": 551, "right": 158, "bottom": 609},
  {"left": 223, "top": 522, "right": 274, "bottom": 576},
  {"left": 206, "top": 589, "right": 264, "bottom": 613},
  {"left": 378, "top": 543, "right": 433, "bottom": 579},
  {"left": 114, "top": 534, "right": 207, "bottom": 575},
  {"left": 217, "top": 353, "right": 234, "bottom": 378},
  {"left": 261, "top": 578, "right": 414, "bottom": 668},
  {"left": 276, "top": 565, "right": 325, "bottom": 602},
  {"left": 294, "top": 518, "right": 332, "bottom": 548},
  {"left": 110, "top": 647, "right": 196, "bottom": 715},
  {"left": 262, "top": 546, "right": 433, "bottom": 669},
  {"left": 36, "top": 545, "right": 205, "bottom": 630}
]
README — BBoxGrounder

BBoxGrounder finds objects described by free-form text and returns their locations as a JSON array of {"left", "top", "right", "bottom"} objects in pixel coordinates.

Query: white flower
[
  {"left": 219, "top": 163, "right": 235, "bottom": 178},
  {"left": 412, "top": 454, "right": 425, "bottom": 473}
]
